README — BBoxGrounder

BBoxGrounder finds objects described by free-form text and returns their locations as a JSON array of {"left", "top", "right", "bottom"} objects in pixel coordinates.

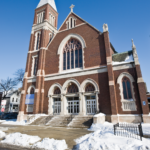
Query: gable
[{"left": 59, "top": 13, "right": 86, "bottom": 31}]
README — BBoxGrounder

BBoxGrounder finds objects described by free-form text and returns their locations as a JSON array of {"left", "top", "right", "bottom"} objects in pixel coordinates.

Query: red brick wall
[
  {"left": 26, "top": 72, "right": 112, "bottom": 115},
  {"left": 45, "top": 24, "right": 106, "bottom": 75}
]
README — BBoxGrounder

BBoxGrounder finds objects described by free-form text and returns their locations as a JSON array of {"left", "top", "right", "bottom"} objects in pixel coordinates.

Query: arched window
[
  {"left": 68, "top": 83, "right": 79, "bottom": 93},
  {"left": 30, "top": 87, "right": 35, "bottom": 94},
  {"left": 54, "top": 87, "right": 61, "bottom": 95},
  {"left": 63, "top": 39, "right": 82, "bottom": 70},
  {"left": 85, "top": 84, "right": 95, "bottom": 92},
  {"left": 36, "top": 33, "right": 40, "bottom": 50},
  {"left": 122, "top": 77, "right": 132, "bottom": 99}
]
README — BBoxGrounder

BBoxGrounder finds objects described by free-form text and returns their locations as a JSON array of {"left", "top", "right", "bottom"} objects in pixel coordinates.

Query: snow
[
  {"left": 94, "top": 113, "right": 106, "bottom": 117},
  {"left": 27, "top": 114, "right": 48, "bottom": 124},
  {"left": 0, "top": 132, "right": 68, "bottom": 150},
  {"left": 32, "top": 138, "right": 68, "bottom": 150},
  {"left": 37, "top": 0, "right": 57, "bottom": 11},
  {"left": 1, "top": 119, "right": 26, "bottom": 125},
  {"left": 113, "top": 54, "right": 134, "bottom": 65},
  {"left": 1, "top": 132, "right": 41, "bottom": 147},
  {"left": 142, "top": 124, "right": 150, "bottom": 135},
  {"left": 0, "top": 131, "right": 6, "bottom": 139},
  {"left": 75, "top": 122, "right": 150, "bottom": 150}
]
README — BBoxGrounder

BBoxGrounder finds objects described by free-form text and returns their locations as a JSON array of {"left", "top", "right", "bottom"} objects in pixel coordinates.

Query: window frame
[
  {"left": 63, "top": 39, "right": 83, "bottom": 71},
  {"left": 31, "top": 55, "right": 38, "bottom": 77},
  {"left": 122, "top": 77, "right": 133, "bottom": 100}
]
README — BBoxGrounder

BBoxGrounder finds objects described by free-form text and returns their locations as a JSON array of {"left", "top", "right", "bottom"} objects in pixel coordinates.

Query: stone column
[
  {"left": 132, "top": 40, "right": 150, "bottom": 123},
  {"left": 60, "top": 95, "right": 64, "bottom": 115},
  {"left": 48, "top": 96, "right": 53, "bottom": 115},
  {"left": 95, "top": 92, "right": 99, "bottom": 113},
  {"left": 103, "top": 24, "right": 118, "bottom": 123},
  {"left": 79, "top": 93, "right": 83, "bottom": 115}
]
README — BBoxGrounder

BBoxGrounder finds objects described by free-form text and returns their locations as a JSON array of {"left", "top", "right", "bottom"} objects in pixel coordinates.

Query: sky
[{"left": 0, "top": 0, "right": 150, "bottom": 91}]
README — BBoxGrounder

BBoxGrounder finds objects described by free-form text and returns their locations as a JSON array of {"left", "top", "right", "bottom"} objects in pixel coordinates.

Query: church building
[{"left": 18, "top": 0, "right": 150, "bottom": 123}]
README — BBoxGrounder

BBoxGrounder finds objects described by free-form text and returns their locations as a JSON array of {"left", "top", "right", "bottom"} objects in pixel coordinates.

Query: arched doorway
[
  {"left": 85, "top": 83, "right": 96, "bottom": 114},
  {"left": 67, "top": 83, "right": 79, "bottom": 114},
  {"left": 53, "top": 87, "right": 61, "bottom": 115}
]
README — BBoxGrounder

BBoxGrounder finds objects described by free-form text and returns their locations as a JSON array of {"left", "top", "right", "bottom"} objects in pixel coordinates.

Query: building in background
[
  {"left": 18, "top": 0, "right": 150, "bottom": 123},
  {"left": 1, "top": 89, "right": 21, "bottom": 113}
]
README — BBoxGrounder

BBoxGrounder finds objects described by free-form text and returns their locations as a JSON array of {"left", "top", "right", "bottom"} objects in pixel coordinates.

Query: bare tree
[
  {"left": 0, "top": 78, "right": 17, "bottom": 99},
  {"left": 14, "top": 69, "right": 25, "bottom": 85}
]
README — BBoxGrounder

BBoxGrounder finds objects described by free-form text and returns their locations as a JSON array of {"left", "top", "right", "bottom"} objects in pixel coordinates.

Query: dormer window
[
  {"left": 37, "top": 11, "right": 45, "bottom": 24},
  {"left": 66, "top": 17, "right": 76, "bottom": 29},
  {"left": 49, "top": 13, "right": 55, "bottom": 26}
]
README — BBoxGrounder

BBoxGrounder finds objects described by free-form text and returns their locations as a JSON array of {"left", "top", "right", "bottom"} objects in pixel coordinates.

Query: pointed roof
[{"left": 37, "top": 0, "right": 57, "bottom": 11}]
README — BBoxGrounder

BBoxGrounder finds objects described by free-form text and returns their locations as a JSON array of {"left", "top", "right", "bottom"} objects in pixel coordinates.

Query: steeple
[{"left": 37, "top": 0, "right": 57, "bottom": 12}]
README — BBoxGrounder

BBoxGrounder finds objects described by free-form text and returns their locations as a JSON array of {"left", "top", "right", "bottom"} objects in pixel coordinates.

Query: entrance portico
[{"left": 48, "top": 78, "right": 100, "bottom": 116}]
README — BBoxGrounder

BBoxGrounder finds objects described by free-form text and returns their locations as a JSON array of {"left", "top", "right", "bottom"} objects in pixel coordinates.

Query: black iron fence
[{"left": 114, "top": 123, "right": 143, "bottom": 141}]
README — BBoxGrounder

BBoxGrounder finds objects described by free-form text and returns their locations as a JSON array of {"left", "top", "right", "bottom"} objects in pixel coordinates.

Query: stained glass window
[{"left": 122, "top": 77, "right": 132, "bottom": 99}]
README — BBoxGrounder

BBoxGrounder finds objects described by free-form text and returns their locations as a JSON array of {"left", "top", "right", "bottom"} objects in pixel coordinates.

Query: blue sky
[{"left": 0, "top": 0, "right": 150, "bottom": 91}]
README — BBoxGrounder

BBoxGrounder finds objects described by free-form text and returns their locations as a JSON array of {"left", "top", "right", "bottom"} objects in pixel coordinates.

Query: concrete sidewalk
[{"left": 0, "top": 124, "right": 92, "bottom": 149}]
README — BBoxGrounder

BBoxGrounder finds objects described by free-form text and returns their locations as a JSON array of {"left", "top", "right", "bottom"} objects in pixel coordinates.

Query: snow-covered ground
[
  {"left": 75, "top": 122, "right": 150, "bottom": 150},
  {"left": 1, "top": 119, "right": 26, "bottom": 125},
  {"left": 32, "top": 138, "right": 68, "bottom": 150},
  {"left": 0, "top": 131, "right": 68, "bottom": 150}
]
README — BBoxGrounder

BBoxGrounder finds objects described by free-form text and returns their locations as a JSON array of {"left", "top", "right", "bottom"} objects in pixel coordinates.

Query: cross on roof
[{"left": 70, "top": 4, "right": 75, "bottom": 12}]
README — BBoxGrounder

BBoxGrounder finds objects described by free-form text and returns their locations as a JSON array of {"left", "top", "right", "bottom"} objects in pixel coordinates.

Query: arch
[
  {"left": 48, "top": 83, "right": 62, "bottom": 96},
  {"left": 27, "top": 85, "right": 35, "bottom": 94},
  {"left": 117, "top": 72, "right": 135, "bottom": 84},
  {"left": 67, "top": 83, "right": 79, "bottom": 93},
  {"left": 57, "top": 33, "right": 86, "bottom": 55},
  {"left": 117, "top": 72, "right": 136, "bottom": 111},
  {"left": 57, "top": 34, "right": 86, "bottom": 72},
  {"left": 81, "top": 78, "right": 100, "bottom": 93},
  {"left": 62, "top": 78, "right": 81, "bottom": 94}
]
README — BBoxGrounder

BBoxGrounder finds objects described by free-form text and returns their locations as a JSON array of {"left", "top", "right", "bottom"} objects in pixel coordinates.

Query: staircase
[
  {"left": 30, "top": 115, "right": 54, "bottom": 125},
  {"left": 46, "top": 115, "right": 74, "bottom": 127},
  {"left": 68, "top": 115, "right": 93, "bottom": 128}
]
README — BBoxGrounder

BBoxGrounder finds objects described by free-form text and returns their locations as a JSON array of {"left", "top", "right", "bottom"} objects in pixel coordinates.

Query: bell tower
[{"left": 17, "top": 0, "right": 58, "bottom": 121}]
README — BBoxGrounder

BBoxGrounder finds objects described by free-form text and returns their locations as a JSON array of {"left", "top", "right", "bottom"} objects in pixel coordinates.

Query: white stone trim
[
  {"left": 35, "top": 89, "right": 39, "bottom": 93},
  {"left": 117, "top": 72, "right": 137, "bottom": 111},
  {"left": 27, "top": 85, "right": 35, "bottom": 94},
  {"left": 58, "top": 23, "right": 86, "bottom": 33},
  {"left": 31, "top": 55, "right": 38, "bottom": 77},
  {"left": 80, "top": 78, "right": 100, "bottom": 93},
  {"left": 21, "top": 90, "right": 25, "bottom": 94},
  {"left": 44, "top": 66, "right": 107, "bottom": 81},
  {"left": 57, "top": 33, "right": 86, "bottom": 73},
  {"left": 107, "top": 56, "right": 112, "bottom": 65},
  {"left": 41, "top": 89, "right": 44, "bottom": 93},
  {"left": 109, "top": 81, "right": 114, "bottom": 86},
  {"left": 34, "top": 31, "right": 41, "bottom": 51},
  {"left": 137, "top": 77, "right": 144, "bottom": 83},
  {"left": 24, "top": 72, "right": 28, "bottom": 79},
  {"left": 66, "top": 16, "right": 77, "bottom": 29},
  {"left": 113, "top": 63, "right": 134, "bottom": 71},
  {"left": 62, "top": 78, "right": 81, "bottom": 95},
  {"left": 48, "top": 83, "right": 62, "bottom": 96}
]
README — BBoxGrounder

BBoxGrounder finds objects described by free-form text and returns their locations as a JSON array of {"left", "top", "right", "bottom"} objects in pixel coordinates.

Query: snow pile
[
  {"left": 75, "top": 123, "right": 150, "bottom": 150},
  {"left": 0, "top": 131, "right": 6, "bottom": 139},
  {"left": 113, "top": 55, "right": 134, "bottom": 65},
  {"left": 142, "top": 124, "right": 150, "bottom": 135},
  {"left": 32, "top": 138, "right": 68, "bottom": 150},
  {"left": 94, "top": 113, "right": 106, "bottom": 117},
  {"left": 1, "top": 132, "right": 41, "bottom": 147},
  {"left": 2, "top": 119, "right": 26, "bottom": 125},
  {"left": 27, "top": 114, "right": 48, "bottom": 124}
]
